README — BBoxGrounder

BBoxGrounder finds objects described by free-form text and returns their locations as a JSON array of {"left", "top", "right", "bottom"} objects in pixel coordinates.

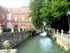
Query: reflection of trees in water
[{"left": 40, "top": 37, "right": 52, "bottom": 52}]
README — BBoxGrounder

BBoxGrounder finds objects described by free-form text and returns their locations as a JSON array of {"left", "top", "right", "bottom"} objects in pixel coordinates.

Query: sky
[{"left": 0, "top": 0, "right": 30, "bottom": 8}]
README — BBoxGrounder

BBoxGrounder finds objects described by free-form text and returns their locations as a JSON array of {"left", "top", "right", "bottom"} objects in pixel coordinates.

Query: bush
[
  {"left": 52, "top": 37, "right": 56, "bottom": 42},
  {"left": 65, "top": 48, "right": 70, "bottom": 53},
  {"left": 14, "top": 28, "right": 18, "bottom": 32},
  {"left": 3, "top": 28, "right": 11, "bottom": 32},
  {"left": 20, "top": 28, "right": 23, "bottom": 31}
]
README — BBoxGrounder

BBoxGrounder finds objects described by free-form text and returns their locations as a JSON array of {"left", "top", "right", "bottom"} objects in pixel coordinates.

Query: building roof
[{"left": 7, "top": 6, "right": 29, "bottom": 13}]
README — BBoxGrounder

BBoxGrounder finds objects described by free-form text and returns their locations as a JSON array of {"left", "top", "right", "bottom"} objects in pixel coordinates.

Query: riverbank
[{"left": 52, "top": 36, "right": 70, "bottom": 53}]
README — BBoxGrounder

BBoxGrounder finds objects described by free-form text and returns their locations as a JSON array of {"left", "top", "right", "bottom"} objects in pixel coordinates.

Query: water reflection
[{"left": 40, "top": 37, "right": 52, "bottom": 52}]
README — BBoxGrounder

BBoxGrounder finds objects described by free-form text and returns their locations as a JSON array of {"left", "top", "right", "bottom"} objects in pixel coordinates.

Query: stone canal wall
[
  {"left": 55, "top": 34, "right": 70, "bottom": 50},
  {"left": 53, "top": 30, "right": 70, "bottom": 50},
  {"left": 0, "top": 31, "right": 31, "bottom": 49}
]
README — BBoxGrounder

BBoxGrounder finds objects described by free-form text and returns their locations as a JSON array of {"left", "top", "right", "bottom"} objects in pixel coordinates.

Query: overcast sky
[{"left": 0, "top": 0, "right": 30, "bottom": 8}]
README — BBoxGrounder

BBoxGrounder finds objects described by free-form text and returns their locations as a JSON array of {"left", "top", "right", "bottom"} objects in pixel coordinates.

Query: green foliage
[
  {"left": 65, "top": 48, "right": 70, "bottom": 53},
  {"left": 29, "top": 0, "right": 44, "bottom": 29},
  {"left": 3, "top": 28, "right": 11, "bottom": 32},
  {"left": 51, "top": 0, "right": 68, "bottom": 18},
  {"left": 41, "top": 0, "right": 69, "bottom": 26},
  {"left": 29, "top": 0, "right": 70, "bottom": 28}
]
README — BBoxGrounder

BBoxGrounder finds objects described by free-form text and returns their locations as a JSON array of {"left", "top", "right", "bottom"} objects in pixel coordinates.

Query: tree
[
  {"left": 29, "top": 0, "right": 70, "bottom": 30},
  {"left": 29, "top": 0, "right": 44, "bottom": 29},
  {"left": 40, "top": 0, "right": 69, "bottom": 28}
]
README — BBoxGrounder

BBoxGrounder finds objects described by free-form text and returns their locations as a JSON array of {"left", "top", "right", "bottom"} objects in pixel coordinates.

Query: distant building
[
  {"left": 0, "top": 6, "right": 7, "bottom": 28},
  {"left": 7, "top": 6, "right": 33, "bottom": 29}
]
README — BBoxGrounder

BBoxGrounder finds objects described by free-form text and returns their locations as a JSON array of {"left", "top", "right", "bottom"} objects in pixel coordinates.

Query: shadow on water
[{"left": 14, "top": 35, "right": 62, "bottom": 53}]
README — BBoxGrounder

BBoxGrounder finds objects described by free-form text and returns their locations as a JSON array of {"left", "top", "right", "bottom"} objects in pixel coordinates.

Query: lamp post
[
  {"left": 67, "top": 11, "right": 70, "bottom": 49},
  {"left": 67, "top": 10, "right": 70, "bottom": 33},
  {"left": 43, "top": 21, "right": 46, "bottom": 31}
]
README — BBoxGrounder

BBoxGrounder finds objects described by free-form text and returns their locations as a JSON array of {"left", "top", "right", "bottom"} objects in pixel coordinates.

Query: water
[{"left": 14, "top": 36, "right": 62, "bottom": 53}]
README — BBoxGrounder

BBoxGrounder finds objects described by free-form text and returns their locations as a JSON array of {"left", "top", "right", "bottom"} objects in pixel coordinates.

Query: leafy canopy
[
  {"left": 29, "top": 0, "right": 70, "bottom": 28},
  {"left": 40, "top": 0, "right": 69, "bottom": 26},
  {"left": 29, "top": 0, "right": 44, "bottom": 29}
]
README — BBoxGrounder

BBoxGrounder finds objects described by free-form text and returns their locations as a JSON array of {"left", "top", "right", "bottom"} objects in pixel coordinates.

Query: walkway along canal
[{"left": 14, "top": 36, "right": 62, "bottom": 53}]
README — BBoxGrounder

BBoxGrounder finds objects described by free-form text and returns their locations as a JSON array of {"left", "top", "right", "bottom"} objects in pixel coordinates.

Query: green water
[{"left": 14, "top": 36, "right": 62, "bottom": 53}]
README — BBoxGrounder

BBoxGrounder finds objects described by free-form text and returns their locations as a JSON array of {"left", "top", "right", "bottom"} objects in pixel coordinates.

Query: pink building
[
  {"left": 0, "top": 6, "right": 7, "bottom": 28},
  {"left": 7, "top": 6, "right": 33, "bottom": 29}
]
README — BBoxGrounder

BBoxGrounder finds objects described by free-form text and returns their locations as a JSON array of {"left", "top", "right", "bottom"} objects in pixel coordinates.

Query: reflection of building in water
[{"left": 40, "top": 37, "right": 52, "bottom": 52}]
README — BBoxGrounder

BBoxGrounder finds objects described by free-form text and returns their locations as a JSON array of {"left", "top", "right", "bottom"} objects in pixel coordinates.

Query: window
[
  {"left": 14, "top": 25, "right": 18, "bottom": 31},
  {"left": 14, "top": 17, "right": 18, "bottom": 21},
  {"left": 29, "top": 25, "right": 33, "bottom": 28},
  {"left": 22, "top": 9, "right": 25, "bottom": 12},
  {"left": 21, "top": 25, "right": 25, "bottom": 29},
  {"left": 7, "top": 13, "right": 11, "bottom": 21},
  {"left": 14, "top": 9, "right": 17, "bottom": 12},
  {"left": 14, "top": 25, "right": 18, "bottom": 28},
  {"left": 2, "top": 15, "right": 5, "bottom": 20},
  {"left": 21, "top": 16, "right": 25, "bottom": 21},
  {"left": 7, "top": 22, "right": 11, "bottom": 28}
]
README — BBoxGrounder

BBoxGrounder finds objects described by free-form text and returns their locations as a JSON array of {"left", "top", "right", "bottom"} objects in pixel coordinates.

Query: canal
[{"left": 14, "top": 36, "right": 62, "bottom": 53}]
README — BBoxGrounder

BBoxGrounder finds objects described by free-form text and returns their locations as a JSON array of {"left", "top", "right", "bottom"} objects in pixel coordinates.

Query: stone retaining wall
[
  {"left": 55, "top": 34, "right": 70, "bottom": 50},
  {"left": 0, "top": 31, "right": 31, "bottom": 49},
  {"left": 53, "top": 29, "right": 70, "bottom": 50}
]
